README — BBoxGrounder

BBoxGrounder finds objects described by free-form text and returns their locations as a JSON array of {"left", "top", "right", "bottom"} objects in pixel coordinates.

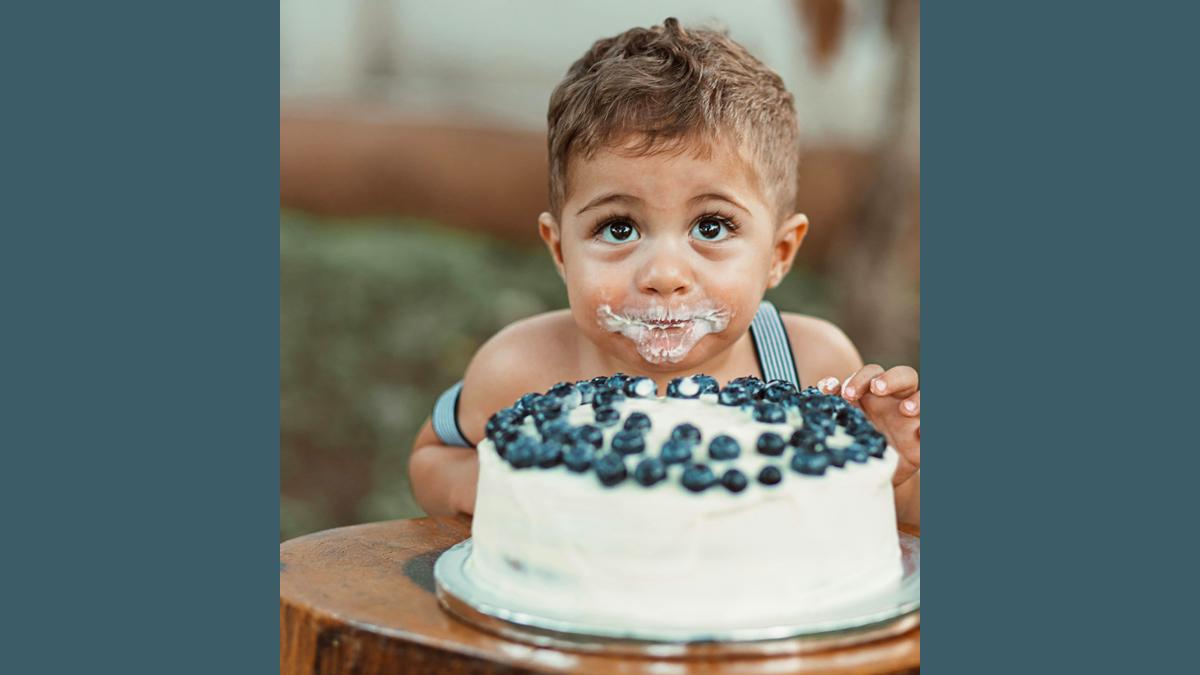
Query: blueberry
[
  {"left": 756, "top": 432, "right": 786, "bottom": 456},
  {"left": 681, "top": 463, "right": 717, "bottom": 492},
  {"left": 708, "top": 435, "right": 741, "bottom": 460},
  {"left": 624, "top": 376, "right": 657, "bottom": 398},
  {"left": 666, "top": 376, "right": 705, "bottom": 398},
  {"left": 592, "top": 389, "right": 627, "bottom": 408},
  {"left": 671, "top": 423, "right": 702, "bottom": 446},
  {"left": 506, "top": 437, "right": 537, "bottom": 469},
  {"left": 791, "top": 450, "right": 831, "bottom": 476},
  {"left": 486, "top": 410, "right": 519, "bottom": 440},
  {"left": 762, "top": 381, "right": 793, "bottom": 403},
  {"left": 589, "top": 375, "right": 611, "bottom": 392},
  {"left": 569, "top": 424, "right": 604, "bottom": 448},
  {"left": 575, "top": 380, "right": 596, "bottom": 405},
  {"left": 789, "top": 427, "right": 822, "bottom": 449},
  {"left": 731, "top": 376, "right": 765, "bottom": 397},
  {"left": 826, "top": 445, "right": 848, "bottom": 468},
  {"left": 535, "top": 441, "right": 564, "bottom": 468},
  {"left": 753, "top": 402, "right": 787, "bottom": 424},
  {"left": 549, "top": 382, "right": 582, "bottom": 409},
  {"left": 721, "top": 468, "right": 749, "bottom": 493},
  {"left": 494, "top": 428, "right": 525, "bottom": 458},
  {"left": 516, "top": 392, "right": 541, "bottom": 415},
  {"left": 611, "top": 430, "right": 646, "bottom": 455},
  {"left": 532, "top": 395, "right": 563, "bottom": 420},
  {"left": 758, "top": 465, "right": 783, "bottom": 485},
  {"left": 845, "top": 442, "right": 871, "bottom": 464},
  {"left": 660, "top": 439, "right": 693, "bottom": 465},
  {"left": 594, "top": 406, "right": 621, "bottom": 427},
  {"left": 594, "top": 452, "right": 627, "bottom": 486},
  {"left": 718, "top": 386, "right": 750, "bottom": 406},
  {"left": 863, "top": 431, "right": 888, "bottom": 458},
  {"left": 538, "top": 419, "right": 572, "bottom": 442},
  {"left": 633, "top": 457, "right": 667, "bottom": 486},
  {"left": 798, "top": 386, "right": 821, "bottom": 399},
  {"left": 623, "top": 412, "right": 652, "bottom": 433},
  {"left": 606, "top": 373, "right": 631, "bottom": 393},
  {"left": 563, "top": 443, "right": 595, "bottom": 472},
  {"left": 692, "top": 374, "right": 720, "bottom": 395}
]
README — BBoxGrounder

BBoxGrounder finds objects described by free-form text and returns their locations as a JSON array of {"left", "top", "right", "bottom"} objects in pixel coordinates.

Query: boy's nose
[{"left": 635, "top": 248, "right": 693, "bottom": 297}]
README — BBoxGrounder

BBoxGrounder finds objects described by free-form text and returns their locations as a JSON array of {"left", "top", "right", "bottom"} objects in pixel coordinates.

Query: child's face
[{"left": 540, "top": 136, "right": 807, "bottom": 373}]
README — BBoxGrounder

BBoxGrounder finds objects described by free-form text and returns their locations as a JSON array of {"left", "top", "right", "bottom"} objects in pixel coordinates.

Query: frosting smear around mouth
[{"left": 598, "top": 303, "right": 731, "bottom": 364}]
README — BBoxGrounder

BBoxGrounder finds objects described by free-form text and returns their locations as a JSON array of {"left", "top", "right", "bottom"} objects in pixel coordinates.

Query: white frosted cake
[{"left": 468, "top": 374, "right": 902, "bottom": 630}]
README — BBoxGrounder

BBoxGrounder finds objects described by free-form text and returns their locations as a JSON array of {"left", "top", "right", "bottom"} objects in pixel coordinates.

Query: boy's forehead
[{"left": 564, "top": 136, "right": 768, "bottom": 214}]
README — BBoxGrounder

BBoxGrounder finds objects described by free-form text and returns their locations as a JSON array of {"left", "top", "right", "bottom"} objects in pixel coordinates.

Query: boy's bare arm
[{"left": 409, "top": 417, "right": 480, "bottom": 516}]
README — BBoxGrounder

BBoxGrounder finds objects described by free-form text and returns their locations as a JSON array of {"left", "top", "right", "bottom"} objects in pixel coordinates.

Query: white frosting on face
[
  {"left": 597, "top": 303, "right": 731, "bottom": 365},
  {"left": 469, "top": 395, "right": 903, "bottom": 629}
]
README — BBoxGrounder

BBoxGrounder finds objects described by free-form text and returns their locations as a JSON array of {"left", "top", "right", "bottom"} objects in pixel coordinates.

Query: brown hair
[{"left": 547, "top": 17, "right": 800, "bottom": 220}]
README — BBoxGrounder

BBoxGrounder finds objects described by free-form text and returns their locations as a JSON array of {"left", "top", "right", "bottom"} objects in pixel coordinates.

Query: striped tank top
[{"left": 432, "top": 300, "right": 799, "bottom": 447}]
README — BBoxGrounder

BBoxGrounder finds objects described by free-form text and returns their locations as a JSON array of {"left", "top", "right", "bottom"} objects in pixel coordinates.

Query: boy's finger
[
  {"left": 842, "top": 364, "right": 884, "bottom": 401},
  {"left": 817, "top": 376, "right": 841, "bottom": 394},
  {"left": 871, "top": 366, "right": 919, "bottom": 398},
  {"left": 900, "top": 391, "right": 920, "bottom": 416}
]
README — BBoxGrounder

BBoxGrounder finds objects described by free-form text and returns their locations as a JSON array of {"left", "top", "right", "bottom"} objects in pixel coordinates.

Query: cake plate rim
[{"left": 433, "top": 532, "right": 920, "bottom": 657}]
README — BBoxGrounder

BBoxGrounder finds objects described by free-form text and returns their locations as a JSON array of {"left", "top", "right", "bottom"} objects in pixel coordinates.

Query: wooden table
[{"left": 280, "top": 517, "right": 920, "bottom": 674}]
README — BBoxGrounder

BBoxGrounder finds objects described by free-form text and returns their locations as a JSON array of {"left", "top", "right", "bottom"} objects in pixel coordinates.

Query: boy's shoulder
[
  {"left": 778, "top": 312, "right": 863, "bottom": 384},
  {"left": 456, "top": 310, "right": 580, "bottom": 444}
]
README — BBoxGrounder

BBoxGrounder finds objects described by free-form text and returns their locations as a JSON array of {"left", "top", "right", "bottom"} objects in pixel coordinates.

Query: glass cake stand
[{"left": 433, "top": 532, "right": 920, "bottom": 657}]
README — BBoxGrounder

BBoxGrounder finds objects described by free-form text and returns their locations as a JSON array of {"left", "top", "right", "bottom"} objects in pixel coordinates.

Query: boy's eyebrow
[
  {"left": 576, "top": 192, "right": 641, "bottom": 216},
  {"left": 690, "top": 192, "right": 750, "bottom": 214}
]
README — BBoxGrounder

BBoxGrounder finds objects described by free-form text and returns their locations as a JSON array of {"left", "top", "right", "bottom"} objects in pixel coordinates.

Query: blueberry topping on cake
[
  {"left": 538, "top": 419, "right": 572, "bottom": 442},
  {"left": 624, "top": 376, "right": 657, "bottom": 398},
  {"left": 844, "top": 442, "right": 871, "bottom": 464},
  {"left": 592, "top": 389, "right": 627, "bottom": 408},
  {"left": 666, "top": 376, "right": 702, "bottom": 398},
  {"left": 681, "top": 463, "right": 717, "bottom": 492},
  {"left": 753, "top": 401, "right": 787, "bottom": 424},
  {"left": 594, "top": 452, "right": 628, "bottom": 486},
  {"left": 575, "top": 380, "right": 596, "bottom": 405},
  {"left": 660, "top": 438, "right": 693, "bottom": 465},
  {"left": 611, "top": 430, "right": 646, "bottom": 455},
  {"left": 535, "top": 441, "right": 564, "bottom": 468},
  {"left": 589, "top": 375, "right": 610, "bottom": 391},
  {"left": 718, "top": 386, "right": 750, "bottom": 406},
  {"left": 756, "top": 432, "right": 786, "bottom": 456},
  {"left": 494, "top": 428, "right": 525, "bottom": 458},
  {"left": 606, "top": 373, "right": 632, "bottom": 393},
  {"left": 671, "top": 423, "right": 702, "bottom": 446},
  {"left": 761, "top": 381, "right": 794, "bottom": 403},
  {"left": 825, "top": 444, "right": 848, "bottom": 468},
  {"left": 708, "top": 434, "right": 741, "bottom": 460},
  {"left": 721, "top": 468, "right": 749, "bottom": 493},
  {"left": 593, "top": 405, "right": 621, "bottom": 427},
  {"left": 633, "top": 457, "right": 667, "bottom": 486},
  {"left": 623, "top": 411, "right": 652, "bottom": 433},
  {"left": 516, "top": 392, "right": 541, "bottom": 415},
  {"left": 563, "top": 443, "right": 595, "bottom": 472},
  {"left": 791, "top": 450, "right": 832, "bottom": 476},
  {"left": 533, "top": 394, "right": 563, "bottom": 420},
  {"left": 506, "top": 436, "right": 537, "bottom": 469},
  {"left": 692, "top": 374, "right": 720, "bottom": 395},
  {"left": 569, "top": 424, "right": 604, "bottom": 449},
  {"left": 757, "top": 465, "right": 783, "bottom": 485}
]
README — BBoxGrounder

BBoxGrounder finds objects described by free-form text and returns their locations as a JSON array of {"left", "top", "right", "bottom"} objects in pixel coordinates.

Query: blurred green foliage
[{"left": 280, "top": 211, "right": 832, "bottom": 541}]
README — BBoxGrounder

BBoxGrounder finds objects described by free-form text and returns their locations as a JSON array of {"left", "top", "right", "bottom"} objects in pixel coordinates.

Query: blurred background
[{"left": 280, "top": 0, "right": 920, "bottom": 540}]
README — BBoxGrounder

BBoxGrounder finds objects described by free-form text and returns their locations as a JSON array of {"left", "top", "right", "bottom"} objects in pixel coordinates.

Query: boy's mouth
[{"left": 597, "top": 304, "right": 732, "bottom": 365}]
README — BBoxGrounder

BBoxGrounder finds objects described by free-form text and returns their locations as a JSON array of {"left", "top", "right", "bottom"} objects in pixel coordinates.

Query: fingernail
[
  {"left": 872, "top": 379, "right": 886, "bottom": 394},
  {"left": 844, "top": 386, "right": 856, "bottom": 399},
  {"left": 904, "top": 400, "right": 917, "bottom": 413}
]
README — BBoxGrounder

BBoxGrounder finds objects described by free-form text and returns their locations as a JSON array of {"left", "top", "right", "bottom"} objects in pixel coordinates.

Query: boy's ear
[
  {"left": 538, "top": 212, "right": 567, "bottom": 279},
  {"left": 767, "top": 213, "right": 809, "bottom": 288}
]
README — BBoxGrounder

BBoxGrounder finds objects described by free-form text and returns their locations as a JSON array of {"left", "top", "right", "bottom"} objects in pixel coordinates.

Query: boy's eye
[
  {"left": 691, "top": 216, "right": 733, "bottom": 242},
  {"left": 600, "top": 220, "right": 640, "bottom": 243}
]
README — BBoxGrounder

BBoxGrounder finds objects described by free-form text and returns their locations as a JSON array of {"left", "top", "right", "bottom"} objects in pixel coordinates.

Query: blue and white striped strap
[
  {"left": 432, "top": 380, "right": 472, "bottom": 447},
  {"left": 749, "top": 300, "right": 801, "bottom": 388}
]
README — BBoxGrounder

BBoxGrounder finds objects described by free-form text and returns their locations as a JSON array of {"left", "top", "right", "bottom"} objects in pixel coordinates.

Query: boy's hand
[{"left": 818, "top": 365, "right": 920, "bottom": 486}]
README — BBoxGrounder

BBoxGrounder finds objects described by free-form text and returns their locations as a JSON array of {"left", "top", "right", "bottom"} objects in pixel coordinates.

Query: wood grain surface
[{"left": 280, "top": 516, "right": 920, "bottom": 674}]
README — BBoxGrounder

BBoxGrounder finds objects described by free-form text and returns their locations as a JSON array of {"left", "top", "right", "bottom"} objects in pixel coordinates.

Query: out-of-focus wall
[{"left": 279, "top": 1, "right": 919, "bottom": 540}]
